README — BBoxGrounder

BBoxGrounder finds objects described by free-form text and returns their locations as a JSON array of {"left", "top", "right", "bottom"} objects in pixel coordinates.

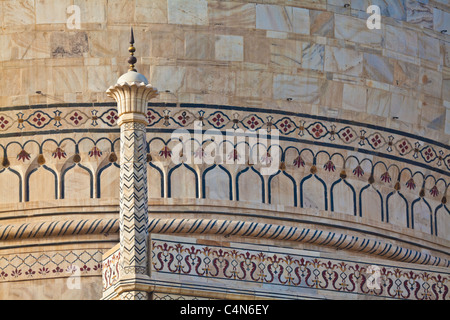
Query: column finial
[{"left": 128, "top": 27, "right": 137, "bottom": 72}]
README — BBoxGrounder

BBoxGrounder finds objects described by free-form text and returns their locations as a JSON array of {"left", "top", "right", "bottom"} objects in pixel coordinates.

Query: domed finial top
[{"left": 128, "top": 27, "right": 137, "bottom": 72}]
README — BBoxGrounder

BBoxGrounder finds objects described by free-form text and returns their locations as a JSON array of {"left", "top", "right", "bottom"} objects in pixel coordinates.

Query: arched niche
[
  {"left": 411, "top": 198, "right": 432, "bottom": 235},
  {"left": 386, "top": 191, "right": 409, "bottom": 229},
  {"left": 331, "top": 179, "right": 357, "bottom": 215},
  {"left": 435, "top": 205, "right": 450, "bottom": 241},
  {"left": 148, "top": 162, "right": 164, "bottom": 198},
  {"left": 236, "top": 166, "right": 264, "bottom": 203},
  {"left": 168, "top": 163, "right": 198, "bottom": 199},
  {"left": 97, "top": 162, "right": 120, "bottom": 198},
  {"left": 26, "top": 165, "right": 57, "bottom": 202},
  {"left": 61, "top": 164, "right": 93, "bottom": 199},
  {"left": 202, "top": 165, "right": 232, "bottom": 200},
  {"left": 269, "top": 170, "right": 297, "bottom": 207},
  {"left": 359, "top": 185, "right": 384, "bottom": 221},
  {"left": 0, "top": 168, "right": 22, "bottom": 203},
  {"left": 300, "top": 174, "right": 327, "bottom": 211}
]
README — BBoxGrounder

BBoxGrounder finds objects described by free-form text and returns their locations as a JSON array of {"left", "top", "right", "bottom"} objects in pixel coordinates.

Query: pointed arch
[
  {"left": 202, "top": 165, "right": 232, "bottom": 200},
  {"left": 359, "top": 184, "right": 384, "bottom": 221},
  {"left": 268, "top": 170, "right": 297, "bottom": 207},
  {"left": 236, "top": 166, "right": 265, "bottom": 203},
  {"left": 168, "top": 163, "right": 199, "bottom": 199},
  {"left": 330, "top": 178, "right": 357, "bottom": 216},
  {"left": 300, "top": 174, "right": 327, "bottom": 211},
  {"left": 61, "top": 163, "right": 93, "bottom": 199}
]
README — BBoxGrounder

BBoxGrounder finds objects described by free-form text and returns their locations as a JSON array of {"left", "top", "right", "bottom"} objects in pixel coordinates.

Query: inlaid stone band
[{"left": 0, "top": 218, "right": 448, "bottom": 268}]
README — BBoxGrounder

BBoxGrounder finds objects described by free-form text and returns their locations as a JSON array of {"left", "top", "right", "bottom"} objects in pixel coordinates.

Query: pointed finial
[{"left": 128, "top": 27, "right": 137, "bottom": 72}]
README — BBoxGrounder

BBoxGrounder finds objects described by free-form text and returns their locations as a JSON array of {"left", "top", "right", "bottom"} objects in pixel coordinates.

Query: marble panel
[
  {"left": 390, "top": 93, "right": 419, "bottom": 124},
  {"left": 367, "top": 88, "right": 391, "bottom": 118},
  {"left": 208, "top": 1, "right": 256, "bottom": 28},
  {"left": 53, "top": 66, "right": 87, "bottom": 94},
  {"left": 185, "top": 33, "right": 214, "bottom": 60},
  {"left": 292, "top": 7, "right": 310, "bottom": 35},
  {"left": 74, "top": 0, "right": 107, "bottom": 24},
  {"left": 135, "top": 0, "right": 167, "bottom": 24},
  {"left": 36, "top": 0, "right": 71, "bottom": 24},
  {"left": 256, "top": 4, "right": 293, "bottom": 32},
  {"left": 419, "top": 67, "right": 442, "bottom": 97},
  {"left": 273, "top": 74, "right": 323, "bottom": 104},
  {"left": 215, "top": 35, "right": 243, "bottom": 61},
  {"left": 385, "top": 25, "right": 418, "bottom": 57},
  {"left": 309, "top": 10, "right": 334, "bottom": 37},
  {"left": 301, "top": 43, "right": 325, "bottom": 71},
  {"left": 150, "top": 66, "right": 186, "bottom": 93},
  {"left": 320, "top": 81, "right": 343, "bottom": 108},
  {"left": 88, "top": 31, "right": 120, "bottom": 58},
  {"left": 342, "top": 84, "right": 367, "bottom": 112},
  {"left": 87, "top": 66, "right": 117, "bottom": 92},
  {"left": 167, "top": 0, "right": 208, "bottom": 25},
  {"left": 237, "top": 71, "right": 272, "bottom": 98},
  {"left": 270, "top": 39, "right": 302, "bottom": 68},
  {"left": 324, "top": 46, "right": 363, "bottom": 77},
  {"left": 405, "top": 0, "right": 433, "bottom": 29},
  {"left": 11, "top": 32, "right": 51, "bottom": 60},
  {"left": 393, "top": 60, "right": 419, "bottom": 90},
  {"left": 420, "top": 103, "right": 446, "bottom": 131},
  {"left": 151, "top": 32, "right": 180, "bottom": 59},
  {"left": 2, "top": 0, "right": 35, "bottom": 27},
  {"left": 107, "top": 0, "right": 134, "bottom": 24},
  {"left": 418, "top": 34, "right": 441, "bottom": 64},
  {"left": 363, "top": 53, "right": 394, "bottom": 84},
  {"left": 244, "top": 36, "right": 270, "bottom": 64},
  {"left": 185, "top": 67, "right": 235, "bottom": 95}
]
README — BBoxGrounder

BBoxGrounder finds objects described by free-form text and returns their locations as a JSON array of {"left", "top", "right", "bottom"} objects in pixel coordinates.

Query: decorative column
[{"left": 106, "top": 29, "right": 158, "bottom": 300}]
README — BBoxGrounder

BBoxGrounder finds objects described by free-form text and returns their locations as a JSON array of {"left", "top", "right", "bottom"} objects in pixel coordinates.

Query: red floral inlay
[
  {"left": 323, "top": 160, "right": 335, "bottom": 172},
  {"left": 17, "top": 149, "right": 31, "bottom": 162},
  {"left": 293, "top": 156, "right": 305, "bottom": 168},
  {"left": 0, "top": 116, "right": 9, "bottom": 129},
  {"left": 52, "top": 147, "right": 67, "bottom": 159},
  {"left": 159, "top": 146, "right": 172, "bottom": 159},
  {"left": 381, "top": 172, "right": 391, "bottom": 183},
  {"left": 32, "top": 113, "right": 46, "bottom": 126},
  {"left": 353, "top": 165, "right": 364, "bottom": 177},
  {"left": 69, "top": 112, "right": 83, "bottom": 125}
]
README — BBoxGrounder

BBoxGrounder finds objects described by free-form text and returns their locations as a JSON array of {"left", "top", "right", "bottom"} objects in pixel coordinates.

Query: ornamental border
[{"left": 0, "top": 103, "right": 448, "bottom": 175}]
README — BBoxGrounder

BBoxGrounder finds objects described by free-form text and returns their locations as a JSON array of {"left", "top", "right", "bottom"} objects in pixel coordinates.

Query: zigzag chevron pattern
[
  {"left": 119, "top": 126, "right": 149, "bottom": 275},
  {"left": 1, "top": 217, "right": 448, "bottom": 268}
]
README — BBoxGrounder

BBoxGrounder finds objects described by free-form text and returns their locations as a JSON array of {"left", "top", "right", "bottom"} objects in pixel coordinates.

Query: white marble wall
[{"left": 1, "top": 0, "right": 448, "bottom": 140}]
